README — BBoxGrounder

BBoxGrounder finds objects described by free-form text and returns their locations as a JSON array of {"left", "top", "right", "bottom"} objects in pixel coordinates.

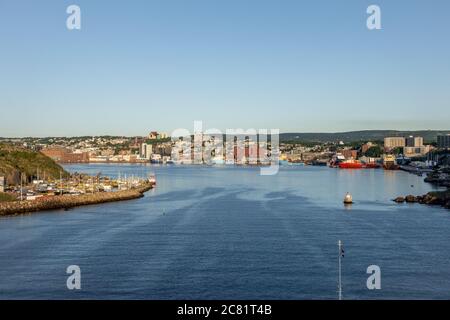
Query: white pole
[
  {"left": 20, "top": 173, "right": 23, "bottom": 201},
  {"left": 338, "top": 240, "right": 343, "bottom": 300}
]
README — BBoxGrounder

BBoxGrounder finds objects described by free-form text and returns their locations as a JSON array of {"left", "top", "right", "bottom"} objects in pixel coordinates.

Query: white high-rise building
[{"left": 140, "top": 143, "right": 153, "bottom": 160}]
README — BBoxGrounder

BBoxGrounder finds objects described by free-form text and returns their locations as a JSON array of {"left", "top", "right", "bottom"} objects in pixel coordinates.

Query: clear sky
[{"left": 0, "top": 0, "right": 449, "bottom": 137}]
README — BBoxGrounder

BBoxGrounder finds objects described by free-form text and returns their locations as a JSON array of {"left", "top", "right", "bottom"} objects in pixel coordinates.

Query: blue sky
[{"left": 0, "top": 0, "right": 449, "bottom": 137}]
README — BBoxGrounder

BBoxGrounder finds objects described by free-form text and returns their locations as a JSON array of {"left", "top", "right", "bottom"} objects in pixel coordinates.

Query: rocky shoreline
[
  {"left": 424, "top": 168, "right": 450, "bottom": 188},
  {"left": 394, "top": 190, "right": 450, "bottom": 209},
  {"left": 0, "top": 183, "right": 153, "bottom": 216}
]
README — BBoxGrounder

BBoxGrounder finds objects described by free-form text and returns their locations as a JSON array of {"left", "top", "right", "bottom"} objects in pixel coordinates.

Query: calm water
[{"left": 1, "top": 164, "right": 449, "bottom": 299}]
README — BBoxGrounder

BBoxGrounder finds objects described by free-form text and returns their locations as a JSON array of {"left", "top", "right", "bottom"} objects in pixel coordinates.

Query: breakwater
[{"left": 0, "top": 183, "right": 153, "bottom": 216}]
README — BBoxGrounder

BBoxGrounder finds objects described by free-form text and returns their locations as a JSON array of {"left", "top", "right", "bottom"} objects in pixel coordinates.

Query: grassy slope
[
  {"left": 0, "top": 192, "right": 17, "bottom": 202},
  {"left": 0, "top": 143, "right": 69, "bottom": 184}
]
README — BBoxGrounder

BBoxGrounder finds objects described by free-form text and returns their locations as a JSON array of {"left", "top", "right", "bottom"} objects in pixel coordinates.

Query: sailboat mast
[{"left": 338, "top": 240, "right": 343, "bottom": 300}]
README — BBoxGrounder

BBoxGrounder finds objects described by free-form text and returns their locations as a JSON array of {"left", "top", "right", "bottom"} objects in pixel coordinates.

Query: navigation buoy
[{"left": 343, "top": 192, "right": 353, "bottom": 204}]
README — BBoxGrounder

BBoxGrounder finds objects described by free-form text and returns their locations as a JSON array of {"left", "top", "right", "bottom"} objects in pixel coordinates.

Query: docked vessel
[
  {"left": 330, "top": 153, "right": 346, "bottom": 167},
  {"left": 364, "top": 163, "right": 381, "bottom": 169},
  {"left": 339, "top": 159, "right": 363, "bottom": 169},
  {"left": 150, "top": 154, "right": 162, "bottom": 164},
  {"left": 311, "top": 160, "right": 327, "bottom": 166},
  {"left": 383, "top": 155, "right": 399, "bottom": 170}
]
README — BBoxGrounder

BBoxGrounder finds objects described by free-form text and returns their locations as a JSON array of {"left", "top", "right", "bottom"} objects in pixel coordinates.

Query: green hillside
[
  {"left": 280, "top": 130, "right": 450, "bottom": 144},
  {"left": 0, "top": 144, "right": 69, "bottom": 185}
]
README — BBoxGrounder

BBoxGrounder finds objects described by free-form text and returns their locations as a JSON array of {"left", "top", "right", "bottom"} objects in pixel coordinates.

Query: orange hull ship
[{"left": 339, "top": 160, "right": 363, "bottom": 169}]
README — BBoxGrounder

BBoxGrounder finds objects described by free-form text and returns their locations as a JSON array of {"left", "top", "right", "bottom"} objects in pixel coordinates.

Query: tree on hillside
[
  {"left": 364, "top": 146, "right": 383, "bottom": 158},
  {"left": 391, "top": 147, "right": 404, "bottom": 155}
]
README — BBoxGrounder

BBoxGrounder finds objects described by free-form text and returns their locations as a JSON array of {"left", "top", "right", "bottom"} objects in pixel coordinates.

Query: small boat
[
  {"left": 148, "top": 177, "right": 156, "bottom": 185},
  {"left": 343, "top": 193, "right": 353, "bottom": 204}
]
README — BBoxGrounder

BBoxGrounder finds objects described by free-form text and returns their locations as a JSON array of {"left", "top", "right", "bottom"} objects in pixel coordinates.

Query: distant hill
[
  {"left": 0, "top": 144, "right": 69, "bottom": 185},
  {"left": 280, "top": 130, "right": 450, "bottom": 143}
]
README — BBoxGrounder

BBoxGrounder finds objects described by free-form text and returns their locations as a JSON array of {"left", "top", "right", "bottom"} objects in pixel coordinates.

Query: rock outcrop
[
  {"left": 394, "top": 190, "right": 450, "bottom": 210},
  {"left": 394, "top": 197, "right": 405, "bottom": 203}
]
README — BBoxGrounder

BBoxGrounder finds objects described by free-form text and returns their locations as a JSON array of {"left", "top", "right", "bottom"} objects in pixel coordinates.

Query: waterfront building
[
  {"left": 384, "top": 137, "right": 406, "bottom": 150},
  {"left": 361, "top": 142, "right": 375, "bottom": 154},
  {"left": 140, "top": 143, "right": 153, "bottom": 160},
  {"left": 41, "top": 147, "right": 89, "bottom": 163},
  {"left": 404, "top": 145, "right": 432, "bottom": 157},
  {"left": 437, "top": 134, "right": 450, "bottom": 149},
  {"left": 89, "top": 155, "right": 110, "bottom": 162}
]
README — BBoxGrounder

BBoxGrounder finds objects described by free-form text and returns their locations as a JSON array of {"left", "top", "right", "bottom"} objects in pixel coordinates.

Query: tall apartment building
[
  {"left": 406, "top": 136, "right": 423, "bottom": 147},
  {"left": 384, "top": 137, "right": 405, "bottom": 150},
  {"left": 140, "top": 143, "right": 153, "bottom": 160},
  {"left": 437, "top": 134, "right": 450, "bottom": 149}
]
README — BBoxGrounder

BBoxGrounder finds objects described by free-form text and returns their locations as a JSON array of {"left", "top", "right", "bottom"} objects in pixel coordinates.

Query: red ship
[{"left": 339, "top": 159, "right": 363, "bottom": 169}]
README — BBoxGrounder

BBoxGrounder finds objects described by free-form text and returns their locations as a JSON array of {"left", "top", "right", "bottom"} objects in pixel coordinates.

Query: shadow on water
[{"left": 149, "top": 187, "right": 227, "bottom": 202}]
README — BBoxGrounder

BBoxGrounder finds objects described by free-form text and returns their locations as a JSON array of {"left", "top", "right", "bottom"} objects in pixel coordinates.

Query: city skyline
[{"left": 1, "top": 0, "right": 450, "bottom": 137}]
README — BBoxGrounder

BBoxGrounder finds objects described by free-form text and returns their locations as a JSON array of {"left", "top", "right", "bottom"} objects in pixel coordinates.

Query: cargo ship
[
  {"left": 339, "top": 159, "right": 363, "bottom": 169},
  {"left": 383, "top": 154, "right": 399, "bottom": 170}
]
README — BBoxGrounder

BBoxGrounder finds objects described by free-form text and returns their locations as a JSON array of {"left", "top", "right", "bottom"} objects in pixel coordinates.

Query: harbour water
[{"left": 0, "top": 164, "right": 449, "bottom": 299}]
